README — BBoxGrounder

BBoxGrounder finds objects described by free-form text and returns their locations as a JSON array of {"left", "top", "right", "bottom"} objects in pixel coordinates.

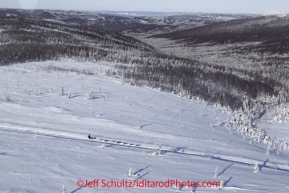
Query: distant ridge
[{"left": 84, "top": 11, "right": 193, "bottom": 16}]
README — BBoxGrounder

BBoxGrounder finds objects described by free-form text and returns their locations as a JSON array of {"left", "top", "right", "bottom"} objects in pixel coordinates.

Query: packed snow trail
[{"left": 1, "top": 123, "right": 289, "bottom": 174}]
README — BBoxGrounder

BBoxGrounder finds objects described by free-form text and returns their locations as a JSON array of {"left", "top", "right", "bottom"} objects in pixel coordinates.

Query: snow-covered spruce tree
[
  {"left": 272, "top": 103, "right": 289, "bottom": 122},
  {"left": 266, "top": 145, "right": 270, "bottom": 155},
  {"left": 214, "top": 166, "right": 218, "bottom": 178},
  {"left": 128, "top": 168, "right": 133, "bottom": 177},
  {"left": 152, "top": 145, "right": 162, "bottom": 155},
  {"left": 254, "top": 162, "right": 259, "bottom": 173},
  {"left": 87, "top": 91, "right": 96, "bottom": 100},
  {"left": 62, "top": 185, "right": 66, "bottom": 193},
  {"left": 65, "top": 92, "right": 72, "bottom": 98},
  {"left": 219, "top": 180, "right": 224, "bottom": 190},
  {"left": 61, "top": 87, "right": 64, "bottom": 96},
  {"left": 4, "top": 95, "right": 10, "bottom": 102}
]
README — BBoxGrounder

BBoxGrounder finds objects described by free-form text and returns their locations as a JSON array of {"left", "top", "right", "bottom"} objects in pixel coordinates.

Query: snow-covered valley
[{"left": 0, "top": 60, "right": 289, "bottom": 193}]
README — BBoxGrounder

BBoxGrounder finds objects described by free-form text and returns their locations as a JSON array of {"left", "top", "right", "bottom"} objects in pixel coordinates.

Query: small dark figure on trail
[{"left": 88, "top": 134, "right": 93, "bottom": 139}]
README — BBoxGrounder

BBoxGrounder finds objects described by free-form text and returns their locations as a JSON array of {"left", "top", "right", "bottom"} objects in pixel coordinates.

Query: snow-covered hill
[
  {"left": 0, "top": 9, "right": 251, "bottom": 32},
  {"left": 121, "top": 13, "right": 251, "bottom": 37},
  {"left": 96, "top": 11, "right": 193, "bottom": 17},
  {"left": 0, "top": 59, "right": 288, "bottom": 192},
  {"left": 0, "top": 9, "right": 145, "bottom": 31}
]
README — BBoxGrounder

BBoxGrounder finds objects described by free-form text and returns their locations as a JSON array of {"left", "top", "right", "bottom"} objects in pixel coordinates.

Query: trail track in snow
[{"left": 1, "top": 123, "right": 289, "bottom": 174}]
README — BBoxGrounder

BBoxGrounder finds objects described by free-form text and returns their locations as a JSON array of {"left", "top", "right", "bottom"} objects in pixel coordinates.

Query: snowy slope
[{"left": 0, "top": 60, "right": 289, "bottom": 193}]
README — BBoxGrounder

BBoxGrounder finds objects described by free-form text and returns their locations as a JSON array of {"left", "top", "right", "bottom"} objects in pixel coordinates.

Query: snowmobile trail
[
  {"left": 0, "top": 123, "right": 85, "bottom": 141},
  {"left": 1, "top": 122, "right": 288, "bottom": 174}
]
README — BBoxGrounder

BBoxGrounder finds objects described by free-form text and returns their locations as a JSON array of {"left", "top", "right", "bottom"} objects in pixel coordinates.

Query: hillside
[
  {"left": 146, "top": 15, "right": 289, "bottom": 103},
  {"left": 152, "top": 14, "right": 289, "bottom": 48},
  {"left": 1, "top": 10, "right": 289, "bottom": 151},
  {"left": 0, "top": 9, "right": 148, "bottom": 31},
  {"left": 0, "top": 9, "right": 249, "bottom": 32},
  {"left": 0, "top": 60, "right": 289, "bottom": 192},
  {"left": 0, "top": 16, "right": 155, "bottom": 65}
]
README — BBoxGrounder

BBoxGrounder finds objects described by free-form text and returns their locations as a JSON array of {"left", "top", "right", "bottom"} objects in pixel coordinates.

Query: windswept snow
[{"left": 0, "top": 59, "right": 289, "bottom": 193}]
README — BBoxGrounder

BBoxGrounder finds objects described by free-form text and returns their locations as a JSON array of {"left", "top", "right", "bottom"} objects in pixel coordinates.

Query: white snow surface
[{"left": 0, "top": 59, "right": 289, "bottom": 193}]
